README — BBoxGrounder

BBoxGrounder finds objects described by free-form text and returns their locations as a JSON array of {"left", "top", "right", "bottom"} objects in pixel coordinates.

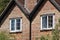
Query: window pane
[
  {"left": 42, "top": 16, "right": 47, "bottom": 28},
  {"left": 48, "top": 16, "right": 53, "bottom": 28},
  {"left": 11, "top": 19, "right": 15, "bottom": 30},
  {"left": 16, "top": 19, "right": 20, "bottom": 30}
]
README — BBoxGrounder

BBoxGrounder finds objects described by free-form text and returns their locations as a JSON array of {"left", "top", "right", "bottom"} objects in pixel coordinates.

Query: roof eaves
[
  {"left": 50, "top": 0, "right": 60, "bottom": 11},
  {"left": 0, "top": 0, "right": 14, "bottom": 22},
  {"left": 0, "top": 0, "right": 30, "bottom": 23},
  {"left": 15, "top": 0, "right": 29, "bottom": 20},
  {"left": 0, "top": 0, "right": 13, "bottom": 16},
  {"left": 29, "top": 0, "right": 44, "bottom": 21}
]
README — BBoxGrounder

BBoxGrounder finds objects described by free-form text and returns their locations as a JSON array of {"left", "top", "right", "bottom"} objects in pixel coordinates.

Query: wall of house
[
  {"left": 31, "top": 1, "right": 60, "bottom": 40},
  {"left": 0, "top": 5, "right": 30, "bottom": 40},
  {"left": 0, "top": 0, "right": 60, "bottom": 40}
]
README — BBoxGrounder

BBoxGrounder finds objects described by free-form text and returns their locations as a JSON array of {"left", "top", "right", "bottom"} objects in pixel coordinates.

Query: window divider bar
[
  {"left": 47, "top": 16, "right": 48, "bottom": 29},
  {"left": 15, "top": 19, "right": 16, "bottom": 32}
]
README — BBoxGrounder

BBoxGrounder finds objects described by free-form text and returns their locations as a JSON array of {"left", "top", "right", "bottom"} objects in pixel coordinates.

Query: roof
[
  {"left": 55, "top": 0, "right": 60, "bottom": 5},
  {"left": 0, "top": 0, "right": 60, "bottom": 23},
  {"left": 17, "top": 0, "right": 24, "bottom": 6},
  {"left": 50, "top": 0, "right": 60, "bottom": 11}
]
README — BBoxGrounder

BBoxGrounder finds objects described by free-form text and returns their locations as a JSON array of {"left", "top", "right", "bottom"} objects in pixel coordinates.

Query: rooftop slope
[{"left": 0, "top": 0, "right": 10, "bottom": 15}]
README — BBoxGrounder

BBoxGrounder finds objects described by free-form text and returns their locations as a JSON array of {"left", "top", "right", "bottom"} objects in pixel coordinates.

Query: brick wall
[
  {"left": 31, "top": 1, "right": 60, "bottom": 40},
  {"left": 0, "top": 0, "right": 60, "bottom": 40},
  {"left": 25, "top": 0, "right": 37, "bottom": 12},
  {"left": 0, "top": 5, "right": 30, "bottom": 40}
]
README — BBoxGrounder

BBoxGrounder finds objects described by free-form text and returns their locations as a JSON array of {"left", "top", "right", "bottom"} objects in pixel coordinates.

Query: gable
[
  {"left": 9, "top": 5, "right": 28, "bottom": 19},
  {"left": 40, "top": 1, "right": 58, "bottom": 12},
  {"left": 0, "top": 0, "right": 44, "bottom": 23},
  {"left": 50, "top": 0, "right": 60, "bottom": 11},
  {"left": 0, "top": 0, "right": 29, "bottom": 24},
  {"left": 32, "top": 1, "right": 60, "bottom": 30},
  {"left": 0, "top": 5, "right": 28, "bottom": 26},
  {"left": 31, "top": 0, "right": 60, "bottom": 22},
  {"left": 0, "top": 5, "right": 30, "bottom": 40}
]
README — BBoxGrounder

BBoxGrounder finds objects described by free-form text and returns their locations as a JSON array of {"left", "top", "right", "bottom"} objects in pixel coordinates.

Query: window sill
[
  {"left": 40, "top": 28, "right": 54, "bottom": 31},
  {"left": 10, "top": 30, "right": 22, "bottom": 33}
]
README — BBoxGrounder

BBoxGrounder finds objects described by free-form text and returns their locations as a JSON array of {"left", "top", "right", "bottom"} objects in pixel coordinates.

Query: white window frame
[
  {"left": 10, "top": 18, "right": 22, "bottom": 32},
  {"left": 41, "top": 15, "right": 55, "bottom": 30}
]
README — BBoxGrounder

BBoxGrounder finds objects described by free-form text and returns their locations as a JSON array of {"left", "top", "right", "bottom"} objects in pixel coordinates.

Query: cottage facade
[{"left": 0, "top": 0, "right": 60, "bottom": 40}]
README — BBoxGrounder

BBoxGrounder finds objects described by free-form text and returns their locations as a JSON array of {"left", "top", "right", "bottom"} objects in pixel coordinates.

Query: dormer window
[
  {"left": 41, "top": 14, "right": 55, "bottom": 30},
  {"left": 10, "top": 18, "right": 22, "bottom": 32}
]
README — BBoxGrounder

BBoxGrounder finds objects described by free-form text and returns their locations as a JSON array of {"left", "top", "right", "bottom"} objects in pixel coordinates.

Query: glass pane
[
  {"left": 11, "top": 19, "right": 15, "bottom": 30},
  {"left": 11, "top": 19, "right": 15, "bottom": 24},
  {"left": 42, "top": 16, "right": 47, "bottom": 28},
  {"left": 16, "top": 19, "right": 20, "bottom": 30},
  {"left": 16, "top": 19, "right": 20, "bottom": 23},
  {"left": 48, "top": 16, "right": 53, "bottom": 28}
]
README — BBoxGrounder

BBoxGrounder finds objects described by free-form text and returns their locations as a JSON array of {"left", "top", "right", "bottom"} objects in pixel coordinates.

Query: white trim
[
  {"left": 24, "top": 0, "right": 30, "bottom": 13},
  {"left": 41, "top": 15, "right": 55, "bottom": 30},
  {"left": 41, "top": 17, "right": 42, "bottom": 30},
  {"left": 20, "top": 19, "right": 22, "bottom": 31},
  {"left": 40, "top": 28, "right": 54, "bottom": 30},
  {"left": 10, "top": 19, "right": 16, "bottom": 32},
  {"left": 10, "top": 18, "right": 22, "bottom": 32},
  {"left": 53, "top": 15, "right": 55, "bottom": 29},
  {"left": 25, "top": 8, "right": 30, "bottom": 13},
  {"left": 24, "top": 0, "right": 26, "bottom": 9},
  {"left": 35, "top": 1, "right": 37, "bottom": 6},
  {"left": 10, "top": 20, "right": 11, "bottom": 32}
]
